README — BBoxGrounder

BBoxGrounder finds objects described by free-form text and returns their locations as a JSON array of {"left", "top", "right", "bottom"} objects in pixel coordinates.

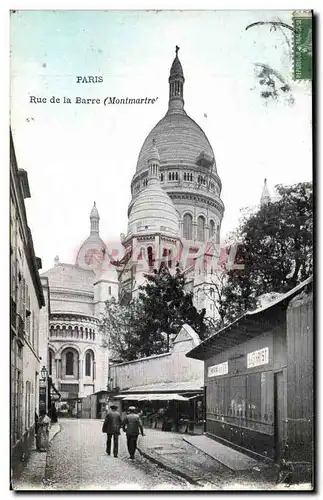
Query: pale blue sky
[{"left": 10, "top": 10, "right": 312, "bottom": 271}]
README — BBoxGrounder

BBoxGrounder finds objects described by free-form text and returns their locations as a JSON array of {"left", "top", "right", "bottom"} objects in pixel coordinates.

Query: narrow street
[{"left": 44, "top": 419, "right": 191, "bottom": 490}]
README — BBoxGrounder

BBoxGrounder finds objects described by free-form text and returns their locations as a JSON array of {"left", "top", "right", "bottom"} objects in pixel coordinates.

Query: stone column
[{"left": 78, "top": 358, "right": 84, "bottom": 397}]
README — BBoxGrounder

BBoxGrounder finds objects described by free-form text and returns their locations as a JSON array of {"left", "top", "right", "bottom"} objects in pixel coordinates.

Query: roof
[
  {"left": 120, "top": 380, "right": 204, "bottom": 394},
  {"left": 135, "top": 112, "right": 215, "bottom": 173},
  {"left": 41, "top": 263, "right": 95, "bottom": 294},
  {"left": 186, "top": 276, "right": 313, "bottom": 360},
  {"left": 127, "top": 177, "right": 180, "bottom": 237},
  {"left": 170, "top": 55, "right": 184, "bottom": 79}
]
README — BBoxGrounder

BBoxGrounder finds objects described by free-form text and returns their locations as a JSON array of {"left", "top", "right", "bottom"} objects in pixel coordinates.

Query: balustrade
[{"left": 49, "top": 326, "right": 96, "bottom": 341}]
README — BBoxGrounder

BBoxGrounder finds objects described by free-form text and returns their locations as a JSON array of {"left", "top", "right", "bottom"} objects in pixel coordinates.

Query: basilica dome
[
  {"left": 128, "top": 140, "right": 179, "bottom": 238},
  {"left": 136, "top": 113, "right": 215, "bottom": 173},
  {"left": 76, "top": 202, "right": 106, "bottom": 270}
]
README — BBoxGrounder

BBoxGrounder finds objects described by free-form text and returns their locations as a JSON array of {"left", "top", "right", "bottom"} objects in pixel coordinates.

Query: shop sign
[
  {"left": 208, "top": 361, "right": 228, "bottom": 378},
  {"left": 247, "top": 347, "right": 269, "bottom": 368}
]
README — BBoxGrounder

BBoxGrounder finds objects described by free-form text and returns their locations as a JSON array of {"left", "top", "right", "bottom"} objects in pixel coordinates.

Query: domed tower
[
  {"left": 129, "top": 47, "right": 225, "bottom": 249},
  {"left": 119, "top": 139, "right": 182, "bottom": 298},
  {"left": 76, "top": 202, "right": 106, "bottom": 274}
]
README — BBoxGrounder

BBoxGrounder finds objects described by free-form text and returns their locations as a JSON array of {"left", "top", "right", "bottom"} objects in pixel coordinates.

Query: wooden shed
[{"left": 186, "top": 277, "right": 313, "bottom": 464}]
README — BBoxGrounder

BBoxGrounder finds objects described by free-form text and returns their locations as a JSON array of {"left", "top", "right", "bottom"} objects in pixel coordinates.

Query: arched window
[
  {"left": 190, "top": 173, "right": 193, "bottom": 181},
  {"left": 184, "top": 173, "right": 187, "bottom": 181},
  {"left": 209, "top": 220, "right": 215, "bottom": 238},
  {"left": 147, "top": 246, "right": 153, "bottom": 267},
  {"left": 216, "top": 224, "right": 220, "bottom": 244},
  {"left": 210, "top": 287, "right": 214, "bottom": 298},
  {"left": 108, "top": 286, "right": 111, "bottom": 295},
  {"left": 168, "top": 172, "right": 171, "bottom": 181},
  {"left": 197, "top": 216, "right": 205, "bottom": 242},
  {"left": 85, "top": 352, "right": 91, "bottom": 377},
  {"left": 66, "top": 351, "right": 74, "bottom": 375},
  {"left": 183, "top": 213, "right": 193, "bottom": 240},
  {"left": 175, "top": 172, "right": 178, "bottom": 181},
  {"left": 160, "top": 173, "right": 164, "bottom": 182},
  {"left": 168, "top": 249, "right": 172, "bottom": 268}
]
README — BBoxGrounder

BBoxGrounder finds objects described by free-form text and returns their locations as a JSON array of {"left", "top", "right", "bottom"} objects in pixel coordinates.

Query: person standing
[
  {"left": 122, "top": 406, "right": 144, "bottom": 459},
  {"left": 38, "top": 410, "right": 51, "bottom": 451},
  {"left": 102, "top": 404, "right": 122, "bottom": 458}
]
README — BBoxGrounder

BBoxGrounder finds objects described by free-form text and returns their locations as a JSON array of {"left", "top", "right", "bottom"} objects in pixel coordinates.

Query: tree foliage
[
  {"left": 100, "top": 267, "right": 208, "bottom": 362},
  {"left": 136, "top": 267, "right": 207, "bottom": 353},
  {"left": 221, "top": 182, "right": 313, "bottom": 323}
]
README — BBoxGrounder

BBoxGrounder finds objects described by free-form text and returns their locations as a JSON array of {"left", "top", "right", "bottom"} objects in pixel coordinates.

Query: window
[
  {"left": 197, "top": 216, "right": 205, "bottom": 242},
  {"left": 209, "top": 220, "right": 215, "bottom": 238},
  {"left": 175, "top": 172, "right": 178, "bottom": 180},
  {"left": 66, "top": 351, "right": 74, "bottom": 375},
  {"left": 168, "top": 172, "right": 171, "bottom": 181},
  {"left": 160, "top": 173, "right": 164, "bottom": 182},
  {"left": 147, "top": 246, "right": 154, "bottom": 267},
  {"left": 210, "top": 287, "right": 214, "bottom": 298},
  {"left": 108, "top": 286, "right": 111, "bottom": 295},
  {"left": 85, "top": 352, "right": 91, "bottom": 377},
  {"left": 183, "top": 213, "right": 193, "bottom": 240},
  {"left": 168, "top": 249, "right": 172, "bottom": 268},
  {"left": 48, "top": 349, "right": 53, "bottom": 376},
  {"left": 184, "top": 173, "right": 187, "bottom": 181}
]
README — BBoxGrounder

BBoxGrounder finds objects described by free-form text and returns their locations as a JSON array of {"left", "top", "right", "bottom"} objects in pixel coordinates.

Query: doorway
[{"left": 274, "top": 371, "right": 287, "bottom": 462}]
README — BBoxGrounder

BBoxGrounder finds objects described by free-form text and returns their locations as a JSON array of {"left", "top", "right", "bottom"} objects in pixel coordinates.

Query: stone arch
[
  {"left": 197, "top": 215, "right": 206, "bottom": 242},
  {"left": 61, "top": 346, "right": 79, "bottom": 378},
  {"left": 84, "top": 348, "right": 95, "bottom": 378},
  {"left": 183, "top": 213, "right": 193, "bottom": 240},
  {"left": 209, "top": 219, "right": 215, "bottom": 239}
]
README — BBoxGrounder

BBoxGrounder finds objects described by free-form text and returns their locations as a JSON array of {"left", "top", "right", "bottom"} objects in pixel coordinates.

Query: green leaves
[
  {"left": 221, "top": 182, "right": 312, "bottom": 323},
  {"left": 100, "top": 267, "right": 208, "bottom": 362}
]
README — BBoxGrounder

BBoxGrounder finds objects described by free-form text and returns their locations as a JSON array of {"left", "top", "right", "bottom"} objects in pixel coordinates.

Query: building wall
[
  {"left": 110, "top": 324, "right": 203, "bottom": 391},
  {"left": 286, "top": 291, "right": 313, "bottom": 463},
  {"left": 39, "top": 277, "right": 50, "bottom": 373},
  {"left": 204, "top": 323, "right": 287, "bottom": 461},
  {"left": 10, "top": 133, "right": 44, "bottom": 476}
]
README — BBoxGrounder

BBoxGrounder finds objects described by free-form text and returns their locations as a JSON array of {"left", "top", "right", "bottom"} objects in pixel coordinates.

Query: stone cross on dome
[{"left": 175, "top": 45, "right": 180, "bottom": 56}]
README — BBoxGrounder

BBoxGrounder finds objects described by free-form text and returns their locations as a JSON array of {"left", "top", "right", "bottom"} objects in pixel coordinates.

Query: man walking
[
  {"left": 102, "top": 404, "right": 122, "bottom": 458},
  {"left": 122, "top": 406, "right": 144, "bottom": 459}
]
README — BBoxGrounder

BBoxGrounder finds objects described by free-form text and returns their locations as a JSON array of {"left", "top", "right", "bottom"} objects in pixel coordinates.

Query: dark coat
[
  {"left": 122, "top": 413, "right": 144, "bottom": 436},
  {"left": 102, "top": 410, "right": 122, "bottom": 435}
]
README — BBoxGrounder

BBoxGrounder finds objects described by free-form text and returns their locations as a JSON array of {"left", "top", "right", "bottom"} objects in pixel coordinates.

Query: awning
[
  {"left": 139, "top": 393, "right": 189, "bottom": 402},
  {"left": 112, "top": 393, "right": 190, "bottom": 402}
]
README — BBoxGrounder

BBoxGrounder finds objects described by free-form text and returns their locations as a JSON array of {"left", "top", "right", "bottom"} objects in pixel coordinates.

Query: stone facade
[
  {"left": 10, "top": 131, "right": 45, "bottom": 475},
  {"left": 41, "top": 205, "right": 118, "bottom": 402},
  {"left": 116, "top": 50, "right": 225, "bottom": 319},
  {"left": 109, "top": 324, "right": 204, "bottom": 394}
]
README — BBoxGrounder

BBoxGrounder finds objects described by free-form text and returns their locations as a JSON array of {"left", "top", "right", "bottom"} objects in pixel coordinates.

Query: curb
[
  {"left": 182, "top": 437, "right": 232, "bottom": 472},
  {"left": 137, "top": 445, "right": 200, "bottom": 486}
]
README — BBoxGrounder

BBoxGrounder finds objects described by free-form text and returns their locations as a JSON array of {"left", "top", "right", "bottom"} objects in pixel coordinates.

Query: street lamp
[{"left": 41, "top": 365, "right": 48, "bottom": 382}]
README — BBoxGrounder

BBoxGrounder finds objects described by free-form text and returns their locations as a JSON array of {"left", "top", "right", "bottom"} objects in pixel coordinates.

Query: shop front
[
  {"left": 186, "top": 277, "right": 313, "bottom": 463},
  {"left": 111, "top": 389, "right": 204, "bottom": 434}
]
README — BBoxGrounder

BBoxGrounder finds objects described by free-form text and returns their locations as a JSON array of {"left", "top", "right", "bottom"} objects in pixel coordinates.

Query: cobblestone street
[{"left": 44, "top": 419, "right": 191, "bottom": 490}]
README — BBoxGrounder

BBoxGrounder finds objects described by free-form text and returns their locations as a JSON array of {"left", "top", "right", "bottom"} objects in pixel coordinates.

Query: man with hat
[
  {"left": 122, "top": 406, "right": 144, "bottom": 459},
  {"left": 102, "top": 403, "right": 122, "bottom": 458}
]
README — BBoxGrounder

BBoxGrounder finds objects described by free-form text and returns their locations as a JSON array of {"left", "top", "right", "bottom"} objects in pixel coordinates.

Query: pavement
[
  {"left": 12, "top": 422, "right": 61, "bottom": 490},
  {"left": 137, "top": 428, "right": 313, "bottom": 490},
  {"left": 12, "top": 419, "right": 192, "bottom": 491},
  {"left": 11, "top": 419, "right": 313, "bottom": 491}
]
